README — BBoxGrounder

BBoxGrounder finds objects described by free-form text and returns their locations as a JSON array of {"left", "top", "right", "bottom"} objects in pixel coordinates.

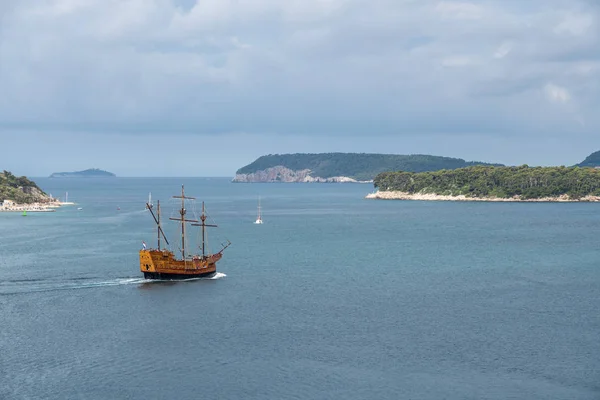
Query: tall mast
[
  {"left": 202, "top": 202, "right": 206, "bottom": 257},
  {"left": 192, "top": 201, "right": 217, "bottom": 258},
  {"left": 180, "top": 187, "right": 185, "bottom": 258},
  {"left": 258, "top": 196, "right": 261, "bottom": 219},
  {"left": 170, "top": 185, "right": 197, "bottom": 260},
  {"left": 157, "top": 200, "right": 161, "bottom": 250},
  {"left": 146, "top": 197, "right": 169, "bottom": 246}
]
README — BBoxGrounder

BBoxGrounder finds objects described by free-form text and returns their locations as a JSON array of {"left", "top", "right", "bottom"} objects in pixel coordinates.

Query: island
[
  {"left": 49, "top": 168, "right": 116, "bottom": 178},
  {"left": 367, "top": 165, "right": 600, "bottom": 202},
  {"left": 1, "top": 170, "right": 64, "bottom": 212},
  {"left": 233, "top": 153, "right": 503, "bottom": 183},
  {"left": 575, "top": 150, "right": 600, "bottom": 168}
]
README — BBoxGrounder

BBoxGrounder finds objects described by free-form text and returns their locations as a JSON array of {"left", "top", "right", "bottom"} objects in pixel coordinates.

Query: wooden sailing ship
[{"left": 139, "top": 185, "right": 230, "bottom": 280}]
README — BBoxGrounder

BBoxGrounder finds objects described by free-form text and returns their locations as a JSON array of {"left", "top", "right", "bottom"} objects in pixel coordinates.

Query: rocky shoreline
[
  {"left": 365, "top": 191, "right": 600, "bottom": 202},
  {"left": 0, "top": 200, "right": 72, "bottom": 212},
  {"left": 233, "top": 166, "right": 372, "bottom": 183}
]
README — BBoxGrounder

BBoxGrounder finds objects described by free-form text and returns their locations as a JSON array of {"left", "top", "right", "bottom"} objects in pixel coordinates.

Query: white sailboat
[
  {"left": 254, "top": 196, "right": 263, "bottom": 224},
  {"left": 145, "top": 192, "right": 153, "bottom": 211},
  {"left": 61, "top": 191, "right": 75, "bottom": 206}
]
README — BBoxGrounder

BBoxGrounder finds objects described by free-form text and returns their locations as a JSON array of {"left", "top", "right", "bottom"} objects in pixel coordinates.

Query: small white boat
[
  {"left": 77, "top": 207, "right": 83, "bottom": 210},
  {"left": 254, "top": 196, "right": 263, "bottom": 224},
  {"left": 60, "top": 192, "right": 75, "bottom": 206},
  {"left": 145, "top": 192, "right": 153, "bottom": 211}
]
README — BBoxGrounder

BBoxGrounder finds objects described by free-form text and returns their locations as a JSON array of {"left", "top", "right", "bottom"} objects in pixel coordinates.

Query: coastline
[
  {"left": 365, "top": 191, "right": 600, "bottom": 202},
  {"left": 233, "top": 167, "right": 373, "bottom": 183},
  {"left": 0, "top": 200, "right": 74, "bottom": 212}
]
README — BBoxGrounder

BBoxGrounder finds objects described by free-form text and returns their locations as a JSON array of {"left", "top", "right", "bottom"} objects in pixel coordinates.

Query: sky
[{"left": 0, "top": 0, "right": 599, "bottom": 177}]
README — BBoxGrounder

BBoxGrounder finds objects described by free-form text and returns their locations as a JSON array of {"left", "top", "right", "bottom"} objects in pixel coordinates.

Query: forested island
[
  {"left": 575, "top": 150, "right": 600, "bottom": 168},
  {"left": 233, "top": 153, "right": 502, "bottom": 182},
  {"left": 49, "top": 168, "right": 116, "bottom": 178},
  {"left": 368, "top": 165, "right": 600, "bottom": 201},
  {"left": 0, "top": 170, "right": 53, "bottom": 204}
]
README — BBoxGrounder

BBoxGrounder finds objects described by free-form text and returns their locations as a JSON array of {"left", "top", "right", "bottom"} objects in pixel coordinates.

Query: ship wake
[
  {"left": 0, "top": 273, "right": 226, "bottom": 295},
  {"left": 0, "top": 277, "right": 146, "bottom": 295},
  {"left": 206, "top": 272, "right": 227, "bottom": 280}
]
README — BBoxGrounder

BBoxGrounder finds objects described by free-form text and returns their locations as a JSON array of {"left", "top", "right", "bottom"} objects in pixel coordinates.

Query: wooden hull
[
  {"left": 139, "top": 249, "right": 221, "bottom": 280},
  {"left": 143, "top": 271, "right": 216, "bottom": 280}
]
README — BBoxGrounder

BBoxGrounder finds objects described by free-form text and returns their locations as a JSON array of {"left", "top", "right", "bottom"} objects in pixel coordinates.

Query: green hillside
[
  {"left": 0, "top": 171, "right": 50, "bottom": 203},
  {"left": 236, "top": 153, "right": 503, "bottom": 181},
  {"left": 374, "top": 165, "right": 600, "bottom": 199}
]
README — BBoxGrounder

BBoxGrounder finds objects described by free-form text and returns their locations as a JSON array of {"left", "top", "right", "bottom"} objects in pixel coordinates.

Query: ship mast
[
  {"left": 157, "top": 200, "right": 161, "bottom": 250},
  {"left": 170, "top": 185, "right": 198, "bottom": 260},
  {"left": 202, "top": 202, "right": 206, "bottom": 256},
  {"left": 192, "top": 201, "right": 217, "bottom": 258},
  {"left": 146, "top": 197, "right": 169, "bottom": 247}
]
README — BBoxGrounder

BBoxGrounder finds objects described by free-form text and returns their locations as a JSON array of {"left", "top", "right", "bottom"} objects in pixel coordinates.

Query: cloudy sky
[{"left": 1, "top": 0, "right": 598, "bottom": 177}]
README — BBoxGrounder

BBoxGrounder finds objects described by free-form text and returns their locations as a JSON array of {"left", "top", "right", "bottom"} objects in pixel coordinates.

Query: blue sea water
[{"left": 0, "top": 177, "right": 599, "bottom": 399}]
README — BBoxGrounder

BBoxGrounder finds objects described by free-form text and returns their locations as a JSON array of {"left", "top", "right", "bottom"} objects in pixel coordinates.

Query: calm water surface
[{"left": 1, "top": 178, "right": 599, "bottom": 399}]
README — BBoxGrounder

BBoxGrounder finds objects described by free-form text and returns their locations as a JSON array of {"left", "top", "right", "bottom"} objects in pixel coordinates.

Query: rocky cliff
[{"left": 233, "top": 166, "right": 371, "bottom": 183}]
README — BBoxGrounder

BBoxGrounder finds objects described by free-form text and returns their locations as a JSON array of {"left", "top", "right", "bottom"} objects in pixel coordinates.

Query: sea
[{"left": 0, "top": 177, "right": 599, "bottom": 400}]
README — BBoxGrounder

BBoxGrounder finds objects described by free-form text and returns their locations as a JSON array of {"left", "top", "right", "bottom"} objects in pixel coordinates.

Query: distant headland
[
  {"left": 575, "top": 150, "right": 600, "bottom": 168},
  {"left": 0, "top": 170, "right": 69, "bottom": 212},
  {"left": 1, "top": 170, "right": 52, "bottom": 204},
  {"left": 49, "top": 168, "right": 116, "bottom": 178},
  {"left": 367, "top": 165, "right": 600, "bottom": 202},
  {"left": 233, "top": 153, "right": 503, "bottom": 183}
]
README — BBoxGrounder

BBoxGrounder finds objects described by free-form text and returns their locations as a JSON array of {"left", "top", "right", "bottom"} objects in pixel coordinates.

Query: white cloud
[
  {"left": 554, "top": 12, "right": 594, "bottom": 36},
  {"left": 442, "top": 55, "right": 478, "bottom": 67},
  {"left": 434, "top": 1, "right": 483, "bottom": 20},
  {"left": 544, "top": 83, "right": 571, "bottom": 103},
  {"left": 568, "top": 62, "right": 600, "bottom": 75},
  {"left": 493, "top": 42, "right": 512, "bottom": 59}
]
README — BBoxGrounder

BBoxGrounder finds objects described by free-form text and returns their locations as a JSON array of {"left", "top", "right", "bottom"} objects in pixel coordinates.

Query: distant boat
[
  {"left": 117, "top": 206, "right": 120, "bottom": 211},
  {"left": 61, "top": 191, "right": 75, "bottom": 205},
  {"left": 145, "top": 192, "right": 153, "bottom": 211},
  {"left": 77, "top": 207, "right": 83, "bottom": 211},
  {"left": 254, "top": 196, "right": 263, "bottom": 224}
]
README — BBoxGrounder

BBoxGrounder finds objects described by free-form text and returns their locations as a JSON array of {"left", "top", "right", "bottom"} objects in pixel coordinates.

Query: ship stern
[{"left": 139, "top": 250, "right": 157, "bottom": 274}]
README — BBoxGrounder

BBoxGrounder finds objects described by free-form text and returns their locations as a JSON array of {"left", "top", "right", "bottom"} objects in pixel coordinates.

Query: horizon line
[{"left": 31, "top": 176, "right": 235, "bottom": 178}]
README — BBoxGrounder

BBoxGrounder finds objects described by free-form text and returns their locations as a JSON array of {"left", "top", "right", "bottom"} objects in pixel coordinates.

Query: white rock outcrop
[
  {"left": 365, "top": 191, "right": 600, "bottom": 202},
  {"left": 233, "top": 166, "right": 372, "bottom": 183}
]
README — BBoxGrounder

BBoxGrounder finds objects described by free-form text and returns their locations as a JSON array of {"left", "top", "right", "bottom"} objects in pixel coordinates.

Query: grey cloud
[{"left": 0, "top": 0, "right": 598, "bottom": 138}]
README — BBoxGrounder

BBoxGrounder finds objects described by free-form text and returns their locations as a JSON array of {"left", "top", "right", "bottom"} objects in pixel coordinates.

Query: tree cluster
[{"left": 374, "top": 165, "right": 600, "bottom": 199}]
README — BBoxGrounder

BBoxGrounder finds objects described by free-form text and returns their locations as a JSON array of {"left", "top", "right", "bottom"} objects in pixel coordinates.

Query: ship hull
[
  {"left": 140, "top": 249, "right": 221, "bottom": 280},
  {"left": 143, "top": 271, "right": 216, "bottom": 280}
]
